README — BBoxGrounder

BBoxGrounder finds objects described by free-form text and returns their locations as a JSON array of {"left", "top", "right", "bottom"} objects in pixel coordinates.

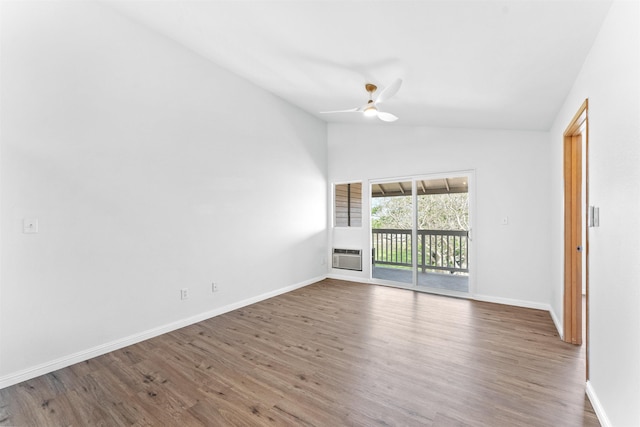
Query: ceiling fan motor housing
[{"left": 319, "top": 79, "right": 400, "bottom": 122}]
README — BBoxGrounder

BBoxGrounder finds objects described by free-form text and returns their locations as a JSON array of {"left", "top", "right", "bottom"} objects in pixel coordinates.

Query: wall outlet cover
[{"left": 23, "top": 218, "right": 39, "bottom": 233}]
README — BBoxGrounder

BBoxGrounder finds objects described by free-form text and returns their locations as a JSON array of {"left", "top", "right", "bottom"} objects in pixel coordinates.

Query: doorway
[
  {"left": 563, "top": 100, "right": 589, "bottom": 363},
  {"left": 370, "top": 173, "right": 471, "bottom": 295}
]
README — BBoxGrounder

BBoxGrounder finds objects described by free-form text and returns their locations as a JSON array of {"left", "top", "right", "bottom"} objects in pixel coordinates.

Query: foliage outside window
[
  {"left": 371, "top": 193, "right": 468, "bottom": 230},
  {"left": 334, "top": 183, "right": 362, "bottom": 227},
  {"left": 371, "top": 192, "right": 469, "bottom": 274}
]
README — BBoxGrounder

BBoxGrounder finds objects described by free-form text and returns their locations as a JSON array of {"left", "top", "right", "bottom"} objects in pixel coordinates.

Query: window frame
[{"left": 333, "top": 181, "right": 362, "bottom": 228}]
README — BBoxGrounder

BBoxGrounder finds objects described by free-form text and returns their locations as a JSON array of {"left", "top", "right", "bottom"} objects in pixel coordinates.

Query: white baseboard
[
  {"left": 548, "top": 307, "right": 564, "bottom": 340},
  {"left": 327, "top": 273, "right": 371, "bottom": 283},
  {"left": 472, "top": 293, "right": 551, "bottom": 312},
  {"left": 472, "top": 295, "right": 566, "bottom": 339},
  {"left": 329, "top": 276, "right": 556, "bottom": 314},
  {"left": 329, "top": 277, "right": 560, "bottom": 321},
  {"left": 586, "top": 380, "right": 611, "bottom": 427},
  {"left": 0, "top": 275, "right": 325, "bottom": 390}
]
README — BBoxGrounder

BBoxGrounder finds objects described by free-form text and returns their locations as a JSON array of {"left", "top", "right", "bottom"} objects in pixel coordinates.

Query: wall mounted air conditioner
[{"left": 332, "top": 248, "right": 362, "bottom": 271}]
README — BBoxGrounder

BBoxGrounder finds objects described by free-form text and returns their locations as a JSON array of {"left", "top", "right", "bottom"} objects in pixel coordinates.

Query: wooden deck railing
[{"left": 372, "top": 229, "right": 469, "bottom": 273}]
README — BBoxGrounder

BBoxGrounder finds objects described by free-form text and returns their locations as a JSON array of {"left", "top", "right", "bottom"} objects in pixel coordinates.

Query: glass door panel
[
  {"left": 416, "top": 177, "right": 469, "bottom": 293},
  {"left": 371, "top": 181, "right": 413, "bottom": 285}
]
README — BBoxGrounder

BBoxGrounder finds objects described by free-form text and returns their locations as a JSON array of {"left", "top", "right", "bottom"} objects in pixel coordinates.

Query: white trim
[
  {"left": 586, "top": 380, "right": 611, "bottom": 427},
  {"left": 549, "top": 306, "right": 564, "bottom": 339},
  {"left": 0, "top": 275, "right": 324, "bottom": 390},
  {"left": 327, "top": 272, "right": 372, "bottom": 283},
  {"left": 329, "top": 276, "right": 554, "bottom": 312},
  {"left": 0, "top": 274, "right": 572, "bottom": 392},
  {"left": 472, "top": 293, "right": 551, "bottom": 312}
]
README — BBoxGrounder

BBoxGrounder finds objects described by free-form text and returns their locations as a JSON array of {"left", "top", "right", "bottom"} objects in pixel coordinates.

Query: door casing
[{"left": 563, "top": 99, "right": 589, "bottom": 372}]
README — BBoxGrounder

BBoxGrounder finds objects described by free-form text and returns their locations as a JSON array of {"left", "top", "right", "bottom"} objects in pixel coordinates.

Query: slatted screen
[{"left": 334, "top": 183, "right": 362, "bottom": 227}]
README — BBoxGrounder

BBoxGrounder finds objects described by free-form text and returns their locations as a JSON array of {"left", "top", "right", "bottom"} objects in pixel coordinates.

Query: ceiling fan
[{"left": 320, "top": 78, "right": 402, "bottom": 122}]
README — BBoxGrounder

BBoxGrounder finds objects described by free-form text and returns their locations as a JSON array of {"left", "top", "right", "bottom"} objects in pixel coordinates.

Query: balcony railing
[{"left": 372, "top": 228, "right": 469, "bottom": 274}]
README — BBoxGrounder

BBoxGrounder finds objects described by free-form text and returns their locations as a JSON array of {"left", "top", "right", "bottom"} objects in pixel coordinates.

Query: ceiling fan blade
[
  {"left": 375, "top": 78, "right": 402, "bottom": 104},
  {"left": 319, "top": 107, "right": 360, "bottom": 114},
  {"left": 377, "top": 111, "right": 398, "bottom": 122}
]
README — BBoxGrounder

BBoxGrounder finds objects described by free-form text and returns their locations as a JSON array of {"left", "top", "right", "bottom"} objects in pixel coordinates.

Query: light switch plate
[
  {"left": 23, "top": 218, "right": 39, "bottom": 234},
  {"left": 589, "top": 206, "right": 600, "bottom": 227}
]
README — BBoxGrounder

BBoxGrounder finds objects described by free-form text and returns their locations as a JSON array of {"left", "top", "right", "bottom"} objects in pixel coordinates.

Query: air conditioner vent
[{"left": 332, "top": 248, "right": 362, "bottom": 271}]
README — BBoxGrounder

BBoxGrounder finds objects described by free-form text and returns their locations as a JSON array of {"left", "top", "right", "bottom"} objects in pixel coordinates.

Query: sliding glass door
[
  {"left": 371, "top": 174, "right": 471, "bottom": 294},
  {"left": 416, "top": 177, "right": 469, "bottom": 293},
  {"left": 371, "top": 180, "right": 413, "bottom": 285}
]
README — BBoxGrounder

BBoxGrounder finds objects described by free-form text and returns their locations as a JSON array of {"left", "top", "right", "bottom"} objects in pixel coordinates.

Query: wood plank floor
[{"left": 0, "top": 279, "right": 599, "bottom": 426}]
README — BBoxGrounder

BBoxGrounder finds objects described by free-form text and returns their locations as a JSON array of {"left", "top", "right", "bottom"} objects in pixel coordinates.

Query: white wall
[
  {"left": 0, "top": 1, "right": 327, "bottom": 385},
  {"left": 328, "top": 124, "right": 551, "bottom": 307},
  {"left": 549, "top": 1, "right": 640, "bottom": 425}
]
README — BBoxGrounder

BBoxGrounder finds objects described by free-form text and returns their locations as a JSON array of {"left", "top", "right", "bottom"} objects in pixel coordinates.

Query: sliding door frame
[{"left": 369, "top": 170, "right": 475, "bottom": 298}]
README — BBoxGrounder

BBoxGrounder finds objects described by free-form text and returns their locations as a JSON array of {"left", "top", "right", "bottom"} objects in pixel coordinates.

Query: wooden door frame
[{"left": 563, "top": 99, "right": 589, "bottom": 364}]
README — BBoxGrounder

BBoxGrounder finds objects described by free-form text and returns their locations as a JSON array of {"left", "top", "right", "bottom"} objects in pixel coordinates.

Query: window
[{"left": 334, "top": 182, "right": 362, "bottom": 227}]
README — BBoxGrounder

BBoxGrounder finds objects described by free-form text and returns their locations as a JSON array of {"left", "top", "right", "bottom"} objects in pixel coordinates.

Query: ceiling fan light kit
[
  {"left": 363, "top": 102, "right": 378, "bottom": 117},
  {"left": 321, "top": 78, "right": 402, "bottom": 122}
]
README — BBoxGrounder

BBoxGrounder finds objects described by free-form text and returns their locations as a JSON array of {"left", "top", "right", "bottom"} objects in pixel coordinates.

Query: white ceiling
[{"left": 104, "top": 0, "right": 612, "bottom": 131}]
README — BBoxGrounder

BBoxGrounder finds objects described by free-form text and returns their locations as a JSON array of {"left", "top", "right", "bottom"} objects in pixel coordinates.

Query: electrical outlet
[
  {"left": 212, "top": 282, "right": 219, "bottom": 293},
  {"left": 23, "top": 218, "right": 39, "bottom": 234},
  {"left": 180, "top": 288, "right": 189, "bottom": 300}
]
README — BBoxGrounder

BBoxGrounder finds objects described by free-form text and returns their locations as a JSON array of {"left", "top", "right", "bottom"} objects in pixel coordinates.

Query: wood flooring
[{"left": 0, "top": 279, "right": 599, "bottom": 426}]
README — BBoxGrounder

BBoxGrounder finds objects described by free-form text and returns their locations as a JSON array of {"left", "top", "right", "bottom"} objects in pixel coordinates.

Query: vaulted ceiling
[{"left": 105, "top": 0, "right": 612, "bottom": 131}]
